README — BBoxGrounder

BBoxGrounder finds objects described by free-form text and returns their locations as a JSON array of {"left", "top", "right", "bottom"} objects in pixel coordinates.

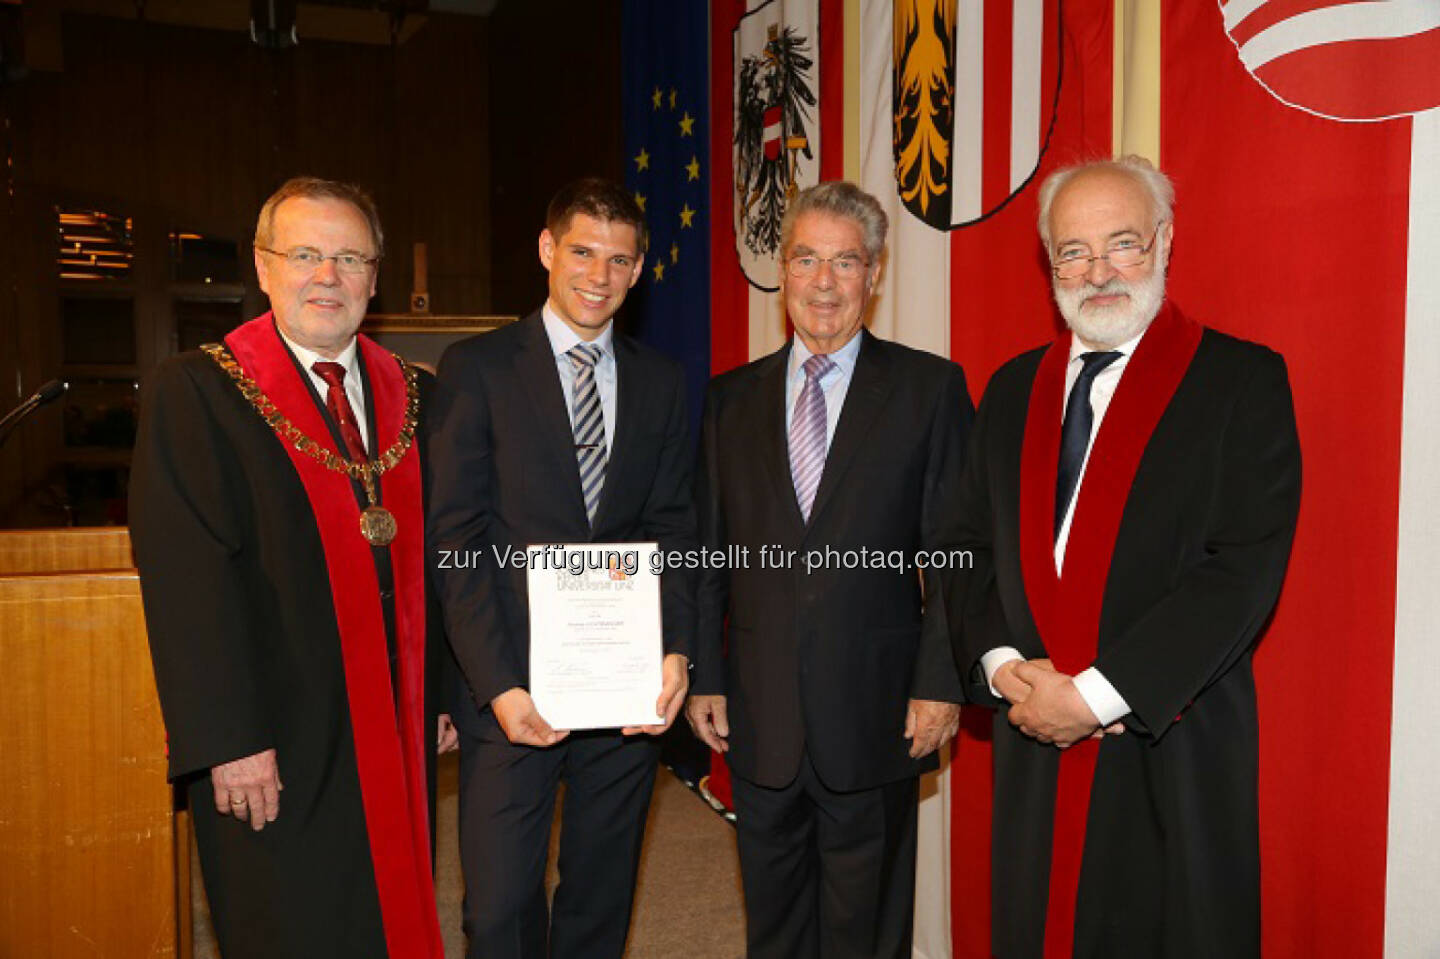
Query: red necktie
[{"left": 311, "top": 361, "right": 368, "bottom": 462}]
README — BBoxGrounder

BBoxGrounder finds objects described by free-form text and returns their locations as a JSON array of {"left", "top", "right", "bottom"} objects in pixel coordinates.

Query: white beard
[{"left": 1052, "top": 265, "right": 1166, "bottom": 349}]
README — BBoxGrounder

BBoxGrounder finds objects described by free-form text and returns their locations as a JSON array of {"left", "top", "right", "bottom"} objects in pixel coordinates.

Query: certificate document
[{"left": 527, "top": 542, "right": 663, "bottom": 730}]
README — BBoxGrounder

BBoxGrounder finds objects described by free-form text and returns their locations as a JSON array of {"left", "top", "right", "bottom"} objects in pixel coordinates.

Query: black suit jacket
[
  {"left": 947, "top": 323, "right": 1301, "bottom": 958},
  {"left": 693, "top": 329, "right": 973, "bottom": 792},
  {"left": 427, "top": 311, "right": 697, "bottom": 718}
]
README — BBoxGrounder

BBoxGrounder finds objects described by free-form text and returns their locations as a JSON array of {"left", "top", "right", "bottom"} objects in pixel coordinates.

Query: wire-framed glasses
[
  {"left": 785, "top": 254, "right": 869, "bottom": 279},
  {"left": 1050, "top": 222, "right": 1166, "bottom": 279},
  {"left": 256, "top": 246, "right": 379, "bottom": 274}
]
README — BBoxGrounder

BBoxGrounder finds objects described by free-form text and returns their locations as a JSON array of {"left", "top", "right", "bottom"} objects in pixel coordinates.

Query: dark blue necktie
[{"left": 1055, "top": 351, "right": 1122, "bottom": 539}]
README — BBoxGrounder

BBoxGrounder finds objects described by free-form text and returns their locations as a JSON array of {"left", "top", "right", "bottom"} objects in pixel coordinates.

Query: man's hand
[
  {"left": 211, "top": 748, "right": 282, "bottom": 831},
  {"left": 685, "top": 694, "right": 730, "bottom": 754},
  {"left": 1006, "top": 661, "right": 1102, "bottom": 748},
  {"left": 992, "top": 659, "right": 1031, "bottom": 705},
  {"left": 437, "top": 713, "right": 459, "bottom": 754},
  {"left": 993, "top": 656, "right": 1058, "bottom": 705},
  {"left": 491, "top": 687, "right": 568, "bottom": 747},
  {"left": 624, "top": 653, "right": 690, "bottom": 736},
  {"left": 905, "top": 699, "right": 961, "bottom": 759}
]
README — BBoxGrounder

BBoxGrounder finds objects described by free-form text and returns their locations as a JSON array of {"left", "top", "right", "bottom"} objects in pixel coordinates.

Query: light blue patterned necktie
[{"left": 789, "top": 353, "right": 835, "bottom": 522}]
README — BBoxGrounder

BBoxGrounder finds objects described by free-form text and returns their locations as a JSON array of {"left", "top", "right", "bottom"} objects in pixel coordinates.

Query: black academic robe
[
  {"left": 130, "top": 342, "right": 445, "bottom": 959},
  {"left": 948, "top": 319, "right": 1301, "bottom": 958}
]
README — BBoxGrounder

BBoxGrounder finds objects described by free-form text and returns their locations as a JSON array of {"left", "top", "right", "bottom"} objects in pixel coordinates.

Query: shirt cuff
[
  {"left": 980, "top": 647, "right": 1024, "bottom": 698},
  {"left": 1072, "top": 668, "right": 1130, "bottom": 727}
]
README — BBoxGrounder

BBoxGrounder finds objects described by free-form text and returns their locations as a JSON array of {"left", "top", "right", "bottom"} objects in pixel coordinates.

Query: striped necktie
[
  {"left": 789, "top": 353, "right": 835, "bottom": 522},
  {"left": 567, "top": 342, "right": 608, "bottom": 524}
]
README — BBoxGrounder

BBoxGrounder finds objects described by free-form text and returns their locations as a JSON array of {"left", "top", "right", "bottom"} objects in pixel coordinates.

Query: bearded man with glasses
[
  {"left": 686, "top": 180, "right": 973, "bottom": 958},
  {"left": 945, "top": 156, "right": 1301, "bottom": 958},
  {"left": 131, "top": 176, "right": 454, "bottom": 959}
]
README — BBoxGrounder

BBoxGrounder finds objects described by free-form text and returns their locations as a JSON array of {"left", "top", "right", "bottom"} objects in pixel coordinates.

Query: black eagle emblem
[{"left": 735, "top": 24, "right": 817, "bottom": 266}]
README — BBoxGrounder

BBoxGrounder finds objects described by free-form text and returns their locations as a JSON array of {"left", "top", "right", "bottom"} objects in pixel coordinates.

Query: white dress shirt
[
  {"left": 981, "top": 329, "right": 1148, "bottom": 727},
  {"left": 784, "top": 330, "right": 863, "bottom": 453},
  {"left": 542, "top": 303, "right": 617, "bottom": 453},
  {"left": 279, "top": 329, "right": 369, "bottom": 452}
]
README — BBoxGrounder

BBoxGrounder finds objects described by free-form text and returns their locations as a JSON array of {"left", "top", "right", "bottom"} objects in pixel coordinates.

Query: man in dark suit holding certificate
[{"left": 427, "top": 178, "right": 696, "bottom": 959}]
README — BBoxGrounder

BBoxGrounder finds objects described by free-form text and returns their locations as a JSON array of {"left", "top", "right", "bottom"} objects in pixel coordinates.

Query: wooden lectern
[{"left": 0, "top": 527, "right": 188, "bottom": 958}]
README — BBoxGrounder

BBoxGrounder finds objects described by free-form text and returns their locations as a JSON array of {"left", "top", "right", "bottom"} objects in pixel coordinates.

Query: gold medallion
[{"left": 360, "top": 505, "right": 398, "bottom": 546}]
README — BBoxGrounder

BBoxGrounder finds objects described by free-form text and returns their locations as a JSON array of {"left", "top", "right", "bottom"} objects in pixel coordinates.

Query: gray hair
[
  {"left": 255, "top": 176, "right": 385, "bottom": 258},
  {"left": 780, "top": 181, "right": 889, "bottom": 263},
  {"left": 1037, "top": 155, "right": 1174, "bottom": 247}
]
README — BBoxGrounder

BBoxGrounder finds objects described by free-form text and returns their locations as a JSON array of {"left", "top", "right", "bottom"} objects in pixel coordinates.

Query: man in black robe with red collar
[
  {"left": 131, "top": 177, "right": 453, "bottom": 959},
  {"left": 948, "top": 156, "right": 1301, "bottom": 959}
]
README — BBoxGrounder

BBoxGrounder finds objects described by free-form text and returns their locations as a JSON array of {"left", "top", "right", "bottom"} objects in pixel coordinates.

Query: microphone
[{"left": 0, "top": 379, "right": 69, "bottom": 447}]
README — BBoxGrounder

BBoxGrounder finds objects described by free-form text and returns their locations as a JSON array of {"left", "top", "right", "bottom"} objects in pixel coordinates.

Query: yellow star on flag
[
  {"left": 652, "top": 87, "right": 662, "bottom": 109},
  {"left": 669, "top": 88, "right": 678, "bottom": 109},
  {"left": 678, "top": 111, "right": 695, "bottom": 137},
  {"left": 685, "top": 156, "right": 701, "bottom": 181},
  {"left": 652, "top": 261, "right": 666, "bottom": 282},
  {"left": 670, "top": 242, "right": 680, "bottom": 264},
  {"left": 634, "top": 192, "right": 647, "bottom": 212},
  {"left": 634, "top": 148, "right": 650, "bottom": 171},
  {"left": 679, "top": 204, "right": 695, "bottom": 228}
]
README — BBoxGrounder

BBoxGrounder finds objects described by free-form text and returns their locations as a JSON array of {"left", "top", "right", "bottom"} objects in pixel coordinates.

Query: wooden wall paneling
[
  {"left": 131, "top": 23, "right": 168, "bottom": 441},
  {"left": 0, "top": 82, "right": 24, "bottom": 524},
  {"left": 2, "top": 8, "right": 499, "bottom": 526},
  {"left": 3, "top": 189, "right": 69, "bottom": 528},
  {"left": 285, "top": 38, "right": 391, "bottom": 237},
  {"left": 0, "top": 569, "right": 177, "bottom": 958},
  {"left": 393, "top": 13, "right": 493, "bottom": 315},
  {"left": 3, "top": 56, "right": 62, "bottom": 524},
  {"left": 7, "top": 16, "right": 146, "bottom": 527},
  {"left": 40, "top": 15, "right": 148, "bottom": 198},
  {"left": 138, "top": 19, "right": 263, "bottom": 231},
  {"left": 487, "top": 0, "right": 624, "bottom": 316}
]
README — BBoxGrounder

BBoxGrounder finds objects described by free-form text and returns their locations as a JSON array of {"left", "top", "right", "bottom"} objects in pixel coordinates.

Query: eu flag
[{"left": 622, "top": 0, "right": 710, "bottom": 442}]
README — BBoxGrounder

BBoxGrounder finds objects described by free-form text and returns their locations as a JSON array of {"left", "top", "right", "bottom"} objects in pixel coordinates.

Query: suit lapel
[
  {"left": 592, "top": 335, "right": 639, "bottom": 530},
  {"left": 806, "top": 330, "right": 892, "bottom": 533},
  {"left": 750, "top": 344, "right": 807, "bottom": 537},
  {"left": 514, "top": 311, "right": 590, "bottom": 528}
]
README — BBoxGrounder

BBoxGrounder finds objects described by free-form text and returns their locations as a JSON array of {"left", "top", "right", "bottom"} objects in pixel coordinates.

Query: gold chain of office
[{"left": 201, "top": 342, "right": 419, "bottom": 546}]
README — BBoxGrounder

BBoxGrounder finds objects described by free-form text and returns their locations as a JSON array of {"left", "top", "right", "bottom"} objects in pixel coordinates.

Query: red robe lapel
[
  {"left": 224, "top": 314, "right": 442, "bottom": 959},
  {"left": 1016, "top": 303, "right": 1202, "bottom": 958}
]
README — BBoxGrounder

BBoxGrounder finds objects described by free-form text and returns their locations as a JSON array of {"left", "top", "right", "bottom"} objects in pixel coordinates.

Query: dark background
[{"left": 0, "top": 0, "right": 625, "bottom": 526}]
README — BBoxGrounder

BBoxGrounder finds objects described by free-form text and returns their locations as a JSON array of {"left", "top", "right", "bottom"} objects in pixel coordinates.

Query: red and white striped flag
[
  {"left": 710, "top": 2, "right": 1440, "bottom": 956},
  {"left": 1170, "top": 3, "right": 1440, "bottom": 956},
  {"left": 763, "top": 104, "right": 785, "bottom": 160}
]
